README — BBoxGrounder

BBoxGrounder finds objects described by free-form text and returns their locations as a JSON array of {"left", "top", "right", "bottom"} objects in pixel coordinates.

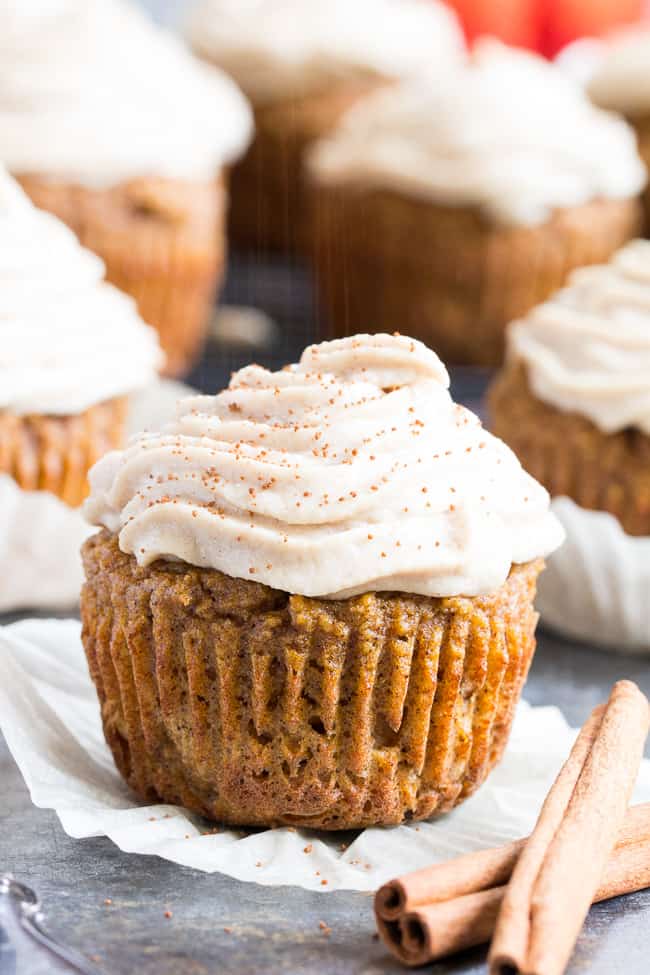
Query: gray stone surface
[{"left": 2, "top": 627, "right": 650, "bottom": 975}]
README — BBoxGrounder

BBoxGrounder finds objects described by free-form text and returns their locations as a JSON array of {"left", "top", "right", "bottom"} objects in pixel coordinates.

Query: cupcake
[
  {"left": 0, "top": 169, "right": 162, "bottom": 609},
  {"left": 588, "top": 28, "right": 650, "bottom": 227},
  {"left": 81, "top": 333, "right": 563, "bottom": 829},
  {"left": 309, "top": 42, "right": 645, "bottom": 366},
  {"left": 490, "top": 240, "right": 650, "bottom": 649},
  {"left": 0, "top": 0, "right": 252, "bottom": 376},
  {"left": 186, "top": 0, "right": 464, "bottom": 254}
]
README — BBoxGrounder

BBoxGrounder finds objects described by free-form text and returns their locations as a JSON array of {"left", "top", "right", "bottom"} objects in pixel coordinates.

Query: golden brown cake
[
  {"left": 80, "top": 334, "right": 563, "bottom": 828},
  {"left": 0, "top": 1, "right": 252, "bottom": 376},
  {"left": 309, "top": 42, "right": 646, "bottom": 366},
  {"left": 187, "top": 0, "right": 464, "bottom": 255}
]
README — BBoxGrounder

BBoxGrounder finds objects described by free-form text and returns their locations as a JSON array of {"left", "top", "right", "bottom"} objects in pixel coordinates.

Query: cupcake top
[
  {"left": 186, "top": 0, "right": 464, "bottom": 103},
  {"left": 0, "top": 169, "right": 163, "bottom": 415},
  {"left": 588, "top": 28, "right": 650, "bottom": 117},
  {"left": 85, "top": 333, "right": 563, "bottom": 599},
  {"left": 507, "top": 240, "right": 650, "bottom": 436},
  {"left": 0, "top": 0, "right": 252, "bottom": 187},
  {"left": 309, "top": 41, "right": 646, "bottom": 226}
]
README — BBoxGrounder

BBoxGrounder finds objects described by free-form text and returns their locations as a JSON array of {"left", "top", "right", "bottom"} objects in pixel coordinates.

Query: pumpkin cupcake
[
  {"left": 309, "top": 41, "right": 645, "bottom": 366},
  {"left": 81, "top": 333, "right": 563, "bottom": 829},
  {"left": 186, "top": 0, "right": 463, "bottom": 254},
  {"left": 0, "top": 168, "right": 161, "bottom": 610},
  {"left": 0, "top": 0, "right": 252, "bottom": 376},
  {"left": 490, "top": 240, "right": 650, "bottom": 649},
  {"left": 588, "top": 28, "right": 650, "bottom": 228}
]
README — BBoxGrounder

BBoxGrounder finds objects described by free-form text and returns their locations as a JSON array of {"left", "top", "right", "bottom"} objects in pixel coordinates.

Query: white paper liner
[
  {"left": 0, "top": 379, "right": 193, "bottom": 614},
  {"left": 537, "top": 497, "right": 650, "bottom": 653},
  {"left": 2, "top": 617, "right": 650, "bottom": 892}
]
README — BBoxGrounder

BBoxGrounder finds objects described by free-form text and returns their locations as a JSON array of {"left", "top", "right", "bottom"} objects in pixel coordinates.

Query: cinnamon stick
[
  {"left": 489, "top": 679, "right": 649, "bottom": 975},
  {"left": 376, "top": 805, "right": 650, "bottom": 966}
]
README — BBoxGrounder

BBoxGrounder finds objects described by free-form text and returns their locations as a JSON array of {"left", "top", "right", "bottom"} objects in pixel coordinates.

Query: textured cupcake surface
[
  {"left": 0, "top": 0, "right": 252, "bottom": 185},
  {"left": 508, "top": 239, "right": 650, "bottom": 435},
  {"left": 309, "top": 41, "right": 646, "bottom": 226},
  {"left": 187, "top": 0, "right": 464, "bottom": 102},
  {"left": 0, "top": 169, "right": 162, "bottom": 415},
  {"left": 85, "top": 333, "right": 562, "bottom": 598}
]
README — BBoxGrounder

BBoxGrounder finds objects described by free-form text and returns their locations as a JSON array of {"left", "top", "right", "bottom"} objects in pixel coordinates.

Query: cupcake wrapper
[
  {"left": 311, "top": 186, "right": 642, "bottom": 366},
  {"left": 489, "top": 363, "right": 650, "bottom": 537},
  {"left": 80, "top": 530, "right": 542, "bottom": 830},
  {"left": 17, "top": 175, "right": 227, "bottom": 377},
  {"left": 229, "top": 81, "right": 381, "bottom": 254},
  {"left": 538, "top": 498, "right": 650, "bottom": 652},
  {"left": 0, "top": 397, "right": 127, "bottom": 507}
]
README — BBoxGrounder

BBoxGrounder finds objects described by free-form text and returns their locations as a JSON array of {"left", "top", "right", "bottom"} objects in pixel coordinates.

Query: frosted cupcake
[
  {"left": 588, "top": 28, "right": 650, "bottom": 227},
  {"left": 0, "top": 169, "right": 161, "bottom": 610},
  {"left": 81, "top": 333, "right": 562, "bottom": 829},
  {"left": 490, "top": 241, "right": 650, "bottom": 649},
  {"left": 0, "top": 0, "right": 252, "bottom": 376},
  {"left": 186, "top": 0, "right": 463, "bottom": 254},
  {"left": 309, "top": 42, "right": 645, "bottom": 366}
]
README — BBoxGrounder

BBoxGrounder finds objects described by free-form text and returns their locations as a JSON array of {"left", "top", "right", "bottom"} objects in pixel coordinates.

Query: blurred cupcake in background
[
  {"left": 186, "top": 0, "right": 464, "bottom": 255},
  {"left": 588, "top": 27, "right": 650, "bottom": 228},
  {"left": 0, "top": 0, "right": 252, "bottom": 377},
  {"left": 490, "top": 240, "right": 650, "bottom": 651},
  {"left": 0, "top": 168, "right": 162, "bottom": 611},
  {"left": 309, "top": 41, "right": 645, "bottom": 366}
]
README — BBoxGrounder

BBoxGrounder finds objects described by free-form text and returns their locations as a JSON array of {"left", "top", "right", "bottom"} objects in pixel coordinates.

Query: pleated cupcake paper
[
  {"left": 538, "top": 498, "right": 650, "bottom": 653},
  {"left": 2, "top": 617, "right": 650, "bottom": 892}
]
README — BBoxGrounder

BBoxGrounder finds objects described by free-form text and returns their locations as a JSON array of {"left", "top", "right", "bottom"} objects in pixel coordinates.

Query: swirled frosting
[
  {"left": 508, "top": 240, "right": 650, "bottom": 435},
  {"left": 588, "top": 28, "right": 650, "bottom": 117},
  {"left": 0, "top": 0, "right": 252, "bottom": 186},
  {"left": 309, "top": 41, "right": 646, "bottom": 226},
  {"left": 85, "top": 334, "right": 563, "bottom": 599},
  {"left": 186, "top": 0, "right": 464, "bottom": 103},
  {"left": 1, "top": 168, "right": 163, "bottom": 415}
]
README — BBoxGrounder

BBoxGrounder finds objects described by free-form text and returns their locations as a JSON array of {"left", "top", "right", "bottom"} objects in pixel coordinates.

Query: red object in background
[
  {"left": 542, "top": 0, "right": 644, "bottom": 56},
  {"left": 446, "top": 0, "right": 542, "bottom": 49},
  {"left": 444, "top": 0, "right": 645, "bottom": 56}
]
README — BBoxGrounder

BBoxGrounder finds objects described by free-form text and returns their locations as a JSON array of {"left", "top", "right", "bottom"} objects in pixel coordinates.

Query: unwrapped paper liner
[
  {"left": 538, "top": 497, "right": 650, "bottom": 653},
  {"left": 2, "top": 618, "right": 650, "bottom": 892},
  {"left": 0, "top": 380, "right": 193, "bottom": 614}
]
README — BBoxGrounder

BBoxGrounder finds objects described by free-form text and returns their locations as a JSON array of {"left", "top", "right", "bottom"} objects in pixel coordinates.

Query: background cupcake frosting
[
  {"left": 508, "top": 240, "right": 650, "bottom": 434},
  {"left": 186, "top": 0, "right": 465, "bottom": 101},
  {"left": 310, "top": 40, "right": 646, "bottom": 227},
  {"left": 86, "top": 334, "right": 563, "bottom": 599},
  {"left": 0, "top": 169, "right": 162, "bottom": 414},
  {"left": 0, "top": 0, "right": 252, "bottom": 185}
]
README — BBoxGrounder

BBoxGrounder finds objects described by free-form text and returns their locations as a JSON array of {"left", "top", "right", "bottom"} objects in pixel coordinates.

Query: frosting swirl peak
[{"left": 86, "top": 334, "right": 563, "bottom": 598}]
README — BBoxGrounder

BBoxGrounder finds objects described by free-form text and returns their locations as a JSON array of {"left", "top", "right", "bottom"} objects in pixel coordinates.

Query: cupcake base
[
  {"left": 311, "top": 187, "right": 642, "bottom": 366},
  {"left": 229, "top": 81, "right": 382, "bottom": 255},
  {"left": 0, "top": 398, "right": 127, "bottom": 507},
  {"left": 16, "top": 174, "right": 227, "bottom": 377},
  {"left": 81, "top": 530, "right": 542, "bottom": 830},
  {"left": 489, "top": 362, "right": 650, "bottom": 537}
]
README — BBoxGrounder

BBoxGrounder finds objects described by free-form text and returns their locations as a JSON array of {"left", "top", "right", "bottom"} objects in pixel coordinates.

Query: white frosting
[
  {"left": 0, "top": 169, "right": 163, "bottom": 415},
  {"left": 309, "top": 41, "right": 646, "bottom": 226},
  {"left": 508, "top": 239, "right": 650, "bottom": 435},
  {"left": 0, "top": 0, "right": 252, "bottom": 186},
  {"left": 0, "top": 475, "right": 90, "bottom": 612},
  {"left": 186, "top": 0, "right": 464, "bottom": 102},
  {"left": 85, "top": 333, "right": 563, "bottom": 599},
  {"left": 588, "top": 28, "right": 650, "bottom": 116}
]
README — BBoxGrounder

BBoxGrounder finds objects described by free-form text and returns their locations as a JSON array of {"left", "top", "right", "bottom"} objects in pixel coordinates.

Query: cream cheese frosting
[
  {"left": 186, "top": 0, "right": 464, "bottom": 103},
  {"left": 0, "top": 168, "right": 163, "bottom": 415},
  {"left": 588, "top": 28, "right": 650, "bottom": 117},
  {"left": 309, "top": 40, "right": 646, "bottom": 226},
  {"left": 508, "top": 240, "right": 650, "bottom": 436},
  {"left": 0, "top": 0, "right": 252, "bottom": 186},
  {"left": 85, "top": 334, "right": 563, "bottom": 599}
]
